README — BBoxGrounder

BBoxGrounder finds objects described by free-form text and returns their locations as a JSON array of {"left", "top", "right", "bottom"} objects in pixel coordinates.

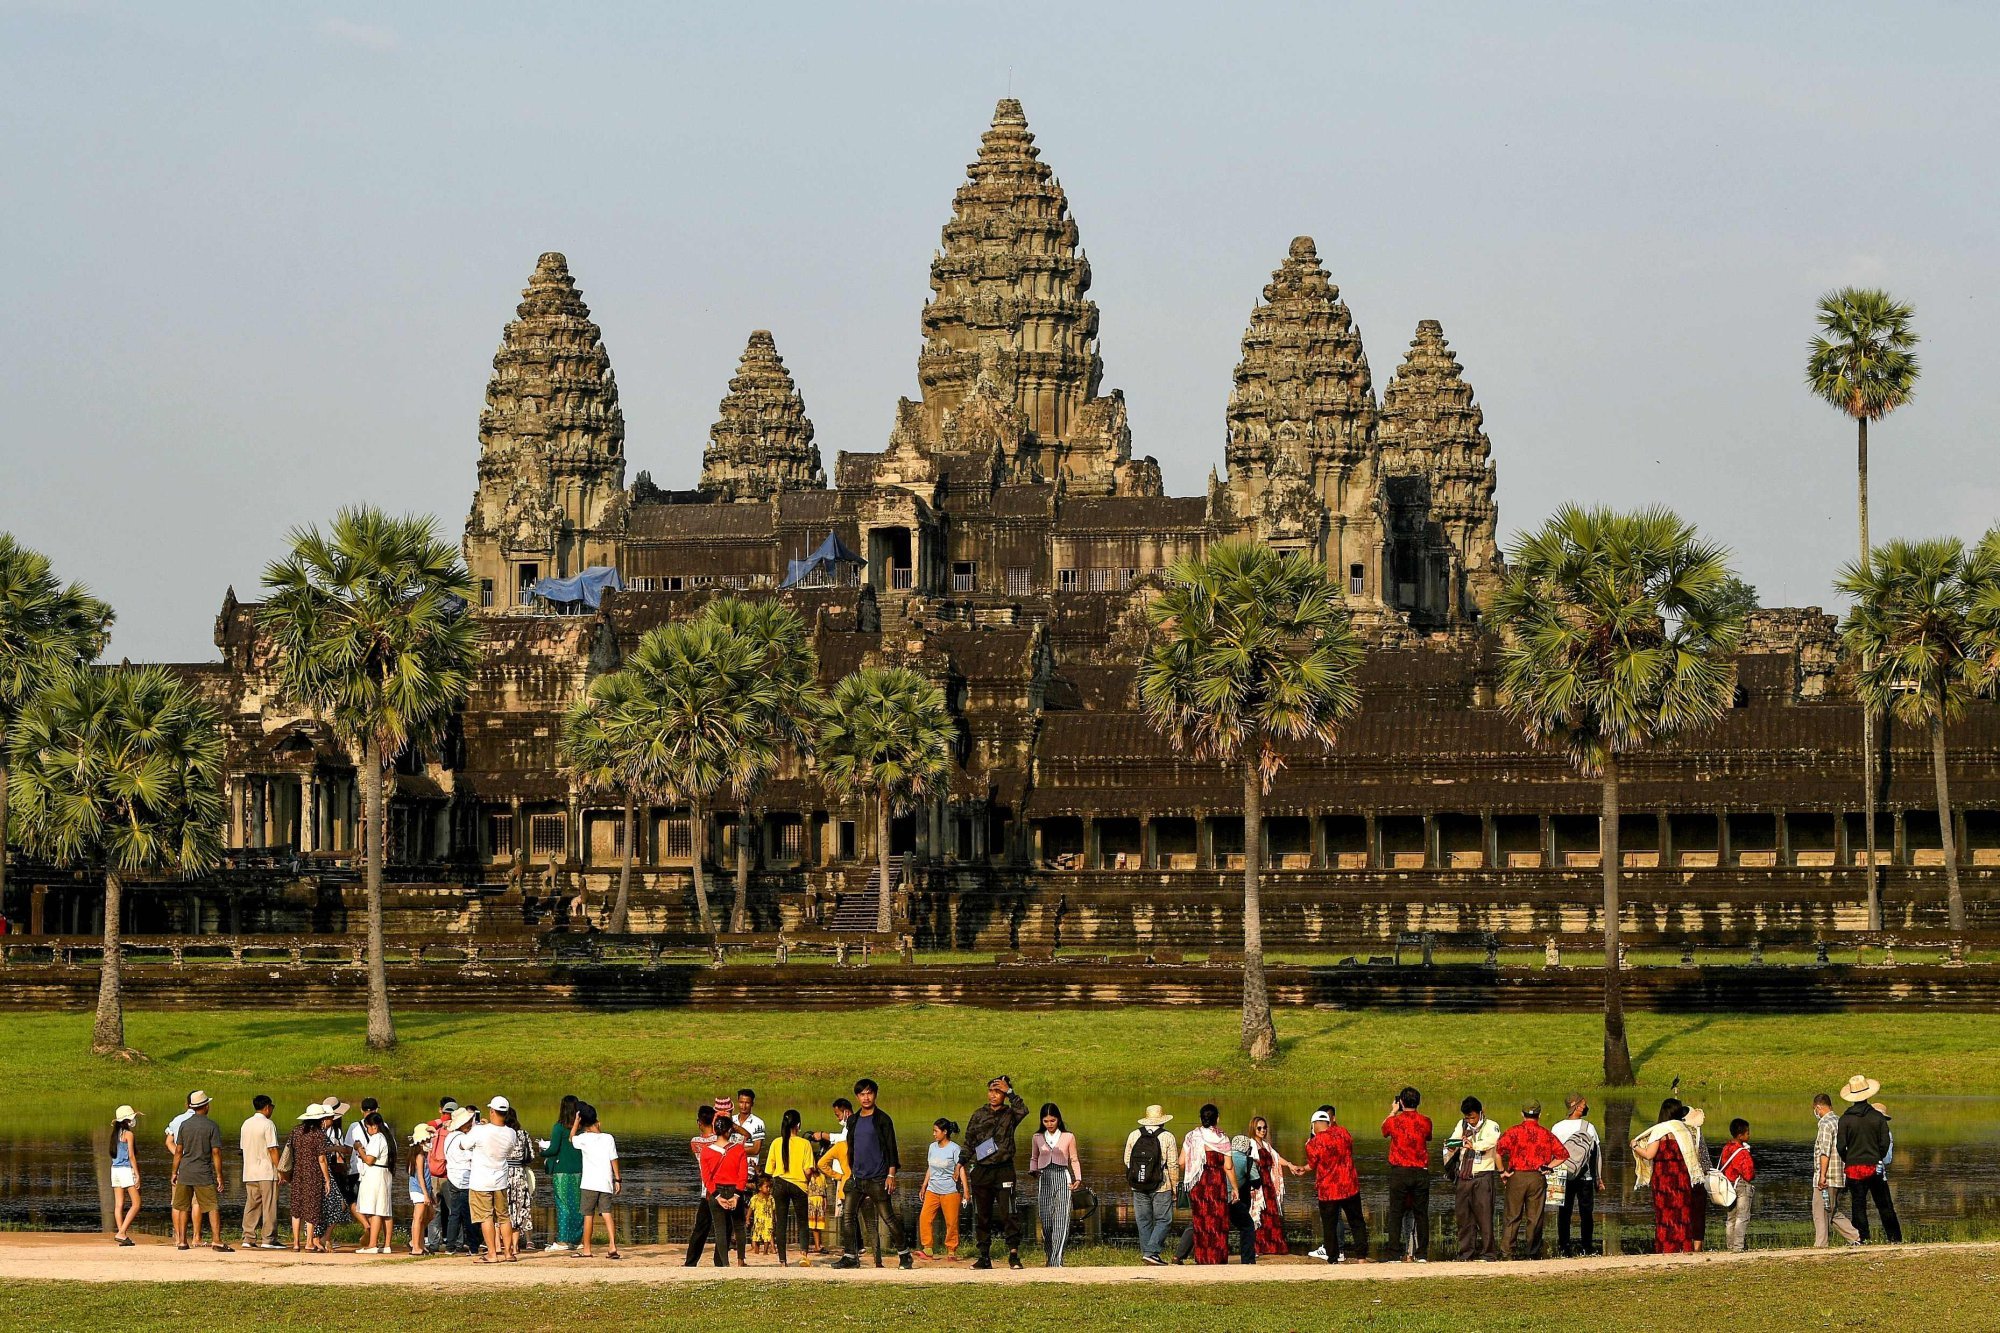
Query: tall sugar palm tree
[
  {"left": 557, "top": 668, "right": 652, "bottom": 933},
  {"left": 8, "top": 666, "right": 224, "bottom": 1056},
  {"left": 816, "top": 667, "right": 954, "bottom": 936},
  {"left": 1808, "top": 288, "right": 1919, "bottom": 929},
  {"left": 617, "top": 618, "right": 779, "bottom": 934},
  {"left": 260, "top": 508, "right": 481, "bottom": 1051},
  {"left": 695, "top": 598, "right": 822, "bottom": 932},
  {"left": 0, "top": 535, "right": 114, "bottom": 918},
  {"left": 1838, "top": 537, "right": 1987, "bottom": 935},
  {"left": 1493, "top": 506, "right": 1744, "bottom": 1086},
  {"left": 1138, "top": 540, "right": 1363, "bottom": 1063}
]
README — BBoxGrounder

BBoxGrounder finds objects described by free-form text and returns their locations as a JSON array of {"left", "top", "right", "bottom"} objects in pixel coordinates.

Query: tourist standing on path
[
  {"left": 319, "top": 1097, "right": 352, "bottom": 1241},
  {"left": 1247, "top": 1115, "right": 1298, "bottom": 1256},
  {"left": 1226, "top": 1124, "right": 1262, "bottom": 1263},
  {"left": 814, "top": 1100, "right": 856, "bottom": 1258},
  {"left": 109, "top": 1106, "right": 142, "bottom": 1247},
  {"left": 1305, "top": 1106, "right": 1368, "bottom": 1264},
  {"left": 1178, "top": 1103, "right": 1237, "bottom": 1266},
  {"left": 499, "top": 1099, "right": 536, "bottom": 1254},
  {"left": 684, "top": 1103, "right": 719, "bottom": 1266},
  {"left": 701, "top": 1113, "right": 750, "bottom": 1267},
  {"left": 736, "top": 1089, "right": 767, "bottom": 1183},
  {"left": 763, "top": 1108, "right": 815, "bottom": 1267},
  {"left": 1123, "top": 1104, "right": 1178, "bottom": 1266},
  {"left": 544, "top": 1094, "right": 583, "bottom": 1252},
  {"left": 574, "top": 1103, "right": 622, "bottom": 1260},
  {"left": 164, "top": 1092, "right": 205, "bottom": 1249},
  {"left": 466, "top": 1099, "right": 519, "bottom": 1263},
  {"left": 1496, "top": 1101, "right": 1563, "bottom": 1260},
  {"left": 423, "top": 1098, "right": 457, "bottom": 1251},
  {"left": 1445, "top": 1097, "right": 1500, "bottom": 1262},
  {"left": 833, "top": 1079, "right": 911, "bottom": 1270},
  {"left": 964, "top": 1075, "right": 1029, "bottom": 1270},
  {"left": 1028, "top": 1103, "right": 1081, "bottom": 1267},
  {"left": 1549, "top": 1095, "right": 1602, "bottom": 1258},
  {"left": 442, "top": 1105, "right": 477, "bottom": 1254},
  {"left": 1810, "top": 1093, "right": 1860, "bottom": 1247},
  {"left": 917, "top": 1118, "right": 967, "bottom": 1261},
  {"left": 170, "top": 1091, "right": 230, "bottom": 1254},
  {"left": 1632, "top": 1099, "right": 1698, "bottom": 1253},
  {"left": 407, "top": 1124, "right": 437, "bottom": 1256},
  {"left": 1837, "top": 1075, "right": 1902, "bottom": 1243},
  {"left": 1719, "top": 1118, "right": 1756, "bottom": 1251},
  {"left": 354, "top": 1110, "right": 396, "bottom": 1253},
  {"left": 286, "top": 1104, "right": 336, "bottom": 1253},
  {"left": 238, "top": 1095, "right": 281, "bottom": 1250},
  {"left": 1381, "top": 1087, "right": 1433, "bottom": 1262}
]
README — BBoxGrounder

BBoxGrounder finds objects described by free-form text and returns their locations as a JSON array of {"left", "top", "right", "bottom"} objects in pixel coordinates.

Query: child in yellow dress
[
  {"left": 807, "top": 1172, "right": 830, "bottom": 1253},
  {"left": 748, "top": 1177, "right": 776, "bottom": 1255}
]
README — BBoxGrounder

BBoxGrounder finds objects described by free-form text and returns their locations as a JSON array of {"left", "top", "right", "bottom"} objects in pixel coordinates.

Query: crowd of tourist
[{"left": 107, "top": 1072, "right": 1905, "bottom": 1266}]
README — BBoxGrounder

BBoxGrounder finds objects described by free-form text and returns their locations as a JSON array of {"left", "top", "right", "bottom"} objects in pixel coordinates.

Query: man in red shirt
[
  {"left": 1496, "top": 1101, "right": 1564, "bottom": 1259},
  {"left": 1381, "top": 1086, "right": 1434, "bottom": 1262},
  {"left": 1305, "top": 1106, "right": 1369, "bottom": 1263}
]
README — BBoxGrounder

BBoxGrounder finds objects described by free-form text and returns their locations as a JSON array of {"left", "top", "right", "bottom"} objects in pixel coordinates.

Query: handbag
[{"left": 278, "top": 1141, "right": 295, "bottom": 1178}]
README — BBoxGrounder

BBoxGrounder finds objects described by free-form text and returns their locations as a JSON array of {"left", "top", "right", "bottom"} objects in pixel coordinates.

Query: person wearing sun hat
[
  {"left": 1836, "top": 1075, "right": 1902, "bottom": 1242},
  {"left": 1123, "top": 1104, "right": 1178, "bottom": 1264},
  {"left": 286, "top": 1103, "right": 336, "bottom": 1252},
  {"left": 170, "top": 1091, "right": 230, "bottom": 1253},
  {"left": 440, "top": 1104, "right": 479, "bottom": 1253},
  {"left": 110, "top": 1105, "right": 143, "bottom": 1246}
]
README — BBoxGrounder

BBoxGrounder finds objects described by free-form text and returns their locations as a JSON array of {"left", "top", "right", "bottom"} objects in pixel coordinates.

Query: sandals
[
  {"left": 211, "top": 1244, "right": 235, "bottom": 1253},
  {"left": 176, "top": 1242, "right": 190, "bottom": 1251},
  {"left": 606, "top": 1250, "right": 623, "bottom": 1260}
]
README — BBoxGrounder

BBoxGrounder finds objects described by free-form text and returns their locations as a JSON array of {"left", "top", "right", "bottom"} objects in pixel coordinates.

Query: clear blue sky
[{"left": 4, "top": 1, "right": 1995, "bottom": 660}]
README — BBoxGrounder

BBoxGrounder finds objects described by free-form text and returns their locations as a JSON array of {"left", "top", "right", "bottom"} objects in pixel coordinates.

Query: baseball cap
[
  {"left": 489, "top": 1095, "right": 512, "bottom": 1112},
  {"left": 1310, "top": 1109, "right": 1332, "bottom": 1124}
]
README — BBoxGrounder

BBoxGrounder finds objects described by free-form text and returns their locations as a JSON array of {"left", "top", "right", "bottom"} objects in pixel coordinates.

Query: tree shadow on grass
[{"left": 1631, "top": 1014, "right": 1717, "bottom": 1084}]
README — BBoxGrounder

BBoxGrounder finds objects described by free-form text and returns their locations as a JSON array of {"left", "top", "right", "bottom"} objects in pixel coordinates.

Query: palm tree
[
  {"left": 1138, "top": 540, "right": 1363, "bottom": 1063},
  {"left": 1808, "top": 288, "right": 1920, "bottom": 930},
  {"left": 816, "top": 667, "right": 954, "bottom": 936},
  {"left": 1493, "top": 506, "right": 1744, "bottom": 1086},
  {"left": 8, "top": 666, "right": 224, "bottom": 1056},
  {"left": 696, "top": 598, "right": 822, "bottom": 932},
  {"left": 0, "top": 535, "right": 114, "bottom": 918},
  {"left": 259, "top": 508, "right": 480, "bottom": 1051},
  {"left": 616, "top": 618, "right": 779, "bottom": 934},
  {"left": 1837, "top": 538, "right": 1988, "bottom": 935},
  {"left": 557, "top": 669, "right": 651, "bottom": 933}
]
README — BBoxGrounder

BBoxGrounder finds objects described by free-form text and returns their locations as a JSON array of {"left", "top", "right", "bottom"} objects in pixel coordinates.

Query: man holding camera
[
  {"left": 1381, "top": 1086, "right": 1433, "bottom": 1262},
  {"left": 963, "top": 1075, "right": 1030, "bottom": 1270}
]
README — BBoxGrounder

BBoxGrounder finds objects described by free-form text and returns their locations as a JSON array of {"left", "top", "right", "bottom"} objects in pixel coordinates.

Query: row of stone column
[{"left": 228, "top": 773, "right": 357, "bottom": 853}]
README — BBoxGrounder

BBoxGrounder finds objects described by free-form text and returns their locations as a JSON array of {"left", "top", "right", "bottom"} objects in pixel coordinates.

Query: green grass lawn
[
  {"left": 8, "top": 1006, "right": 2000, "bottom": 1113},
  {"left": 6, "top": 1249, "right": 1998, "bottom": 1332}
]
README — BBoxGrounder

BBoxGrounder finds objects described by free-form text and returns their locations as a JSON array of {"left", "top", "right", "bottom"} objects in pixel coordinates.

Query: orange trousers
[{"left": 918, "top": 1188, "right": 961, "bottom": 1253}]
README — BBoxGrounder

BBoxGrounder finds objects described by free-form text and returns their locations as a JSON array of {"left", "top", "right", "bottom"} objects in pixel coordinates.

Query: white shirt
[
  {"left": 240, "top": 1113, "right": 279, "bottom": 1182},
  {"left": 466, "top": 1122, "right": 517, "bottom": 1192},
  {"left": 445, "top": 1129, "right": 475, "bottom": 1189},
  {"left": 361, "top": 1130, "right": 390, "bottom": 1173},
  {"left": 166, "top": 1110, "right": 192, "bottom": 1148},
  {"left": 738, "top": 1113, "right": 767, "bottom": 1174},
  {"left": 345, "top": 1122, "right": 369, "bottom": 1175},
  {"left": 1549, "top": 1117, "right": 1602, "bottom": 1180},
  {"left": 576, "top": 1131, "right": 620, "bottom": 1194}
]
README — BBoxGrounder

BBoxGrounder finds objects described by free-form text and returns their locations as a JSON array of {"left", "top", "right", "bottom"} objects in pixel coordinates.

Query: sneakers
[
  {"left": 831, "top": 1256, "right": 861, "bottom": 1270},
  {"left": 972, "top": 1257, "right": 992, "bottom": 1270},
  {"left": 899, "top": 1252, "right": 913, "bottom": 1270},
  {"left": 1008, "top": 1252, "right": 1023, "bottom": 1270},
  {"left": 1307, "top": 1245, "right": 1328, "bottom": 1261},
  {"left": 1141, "top": 1254, "right": 1165, "bottom": 1266},
  {"left": 545, "top": 1242, "right": 569, "bottom": 1253}
]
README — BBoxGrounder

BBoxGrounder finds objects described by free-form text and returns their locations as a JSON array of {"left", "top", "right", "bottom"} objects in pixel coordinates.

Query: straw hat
[
  {"left": 1138, "top": 1105, "right": 1174, "bottom": 1128},
  {"left": 448, "top": 1106, "right": 476, "bottom": 1132},
  {"left": 1840, "top": 1074, "right": 1882, "bottom": 1103},
  {"left": 114, "top": 1105, "right": 142, "bottom": 1123},
  {"left": 411, "top": 1123, "right": 437, "bottom": 1145},
  {"left": 298, "top": 1102, "right": 330, "bottom": 1121}
]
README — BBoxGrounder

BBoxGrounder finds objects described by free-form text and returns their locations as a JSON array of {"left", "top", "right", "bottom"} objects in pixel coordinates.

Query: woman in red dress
[
  {"left": 1633, "top": 1100, "right": 1697, "bottom": 1253},
  {"left": 1249, "top": 1116, "right": 1295, "bottom": 1256},
  {"left": 1179, "top": 1104, "right": 1237, "bottom": 1265}
]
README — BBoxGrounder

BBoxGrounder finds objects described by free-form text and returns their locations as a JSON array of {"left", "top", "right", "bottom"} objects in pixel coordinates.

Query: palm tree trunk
[
  {"left": 91, "top": 866, "right": 127, "bottom": 1056},
  {"left": 361, "top": 735, "right": 395, "bottom": 1052},
  {"left": 610, "top": 792, "right": 634, "bottom": 934},
  {"left": 690, "top": 797, "right": 714, "bottom": 933},
  {"left": 875, "top": 789, "right": 894, "bottom": 936},
  {"left": 0, "top": 752, "right": 11, "bottom": 924},
  {"left": 1858, "top": 414, "right": 1881, "bottom": 930},
  {"left": 1931, "top": 716, "right": 1964, "bottom": 935},
  {"left": 1241, "top": 757, "right": 1276, "bottom": 1062},
  {"left": 1600, "top": 754, "right": 1634, "bottom": 1086},
  {"left": 732, "top": 803, "right": 752, "bottom": 934}
]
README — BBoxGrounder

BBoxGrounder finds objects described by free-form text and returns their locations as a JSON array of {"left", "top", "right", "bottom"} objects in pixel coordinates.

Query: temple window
[
  {"left": 479, "top": 578, "right": 495, "bottom": 608},
  {"left": 1349, "top": 564, "right": 1365, "bottom": 595},
  {"left": 1005, "top": 567, "right": 1032, "bottom": 595},
  {"left": 528, "top": 813, "right": 566, "bottom": 859},
  {"left": 952, "top": 560, "right": 978, "bottom": 592},
  {"left": 1057, "top": 568, "right": 1079, "bottom": 592}
]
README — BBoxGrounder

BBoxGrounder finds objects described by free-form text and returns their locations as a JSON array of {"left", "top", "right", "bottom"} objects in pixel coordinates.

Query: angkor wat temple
[{"left": 21, "top": 100, "right": 1999, "bottom": 949}]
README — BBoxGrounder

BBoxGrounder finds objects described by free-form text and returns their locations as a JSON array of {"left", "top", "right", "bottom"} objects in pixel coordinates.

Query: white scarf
[{"left": 1633, "top": 1119, "right": 1698, "bottom": 1189}]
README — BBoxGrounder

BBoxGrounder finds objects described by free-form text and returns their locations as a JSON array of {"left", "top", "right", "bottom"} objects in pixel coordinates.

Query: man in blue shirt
[{"left": 833, "top": 1079, "right": 910, "bottom": 1269}]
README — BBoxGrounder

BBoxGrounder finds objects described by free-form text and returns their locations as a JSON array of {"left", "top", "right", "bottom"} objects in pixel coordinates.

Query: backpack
[
  {"left": 1707, "top": 1143, "right": 1746, "bottom": 1209},
  {"left": 1127, "top": 1127, "right": 1165, "bottom": 1193}
]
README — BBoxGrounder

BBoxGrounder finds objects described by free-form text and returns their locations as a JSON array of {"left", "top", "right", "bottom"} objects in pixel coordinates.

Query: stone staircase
[{"left": 830, "top": 857, "right": 905, "bottom": 932}]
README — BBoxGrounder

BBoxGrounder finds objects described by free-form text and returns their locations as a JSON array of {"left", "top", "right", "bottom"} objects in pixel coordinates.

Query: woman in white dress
[{"left": 355, "top": 1110, "right": 396, "bottom": 1253}]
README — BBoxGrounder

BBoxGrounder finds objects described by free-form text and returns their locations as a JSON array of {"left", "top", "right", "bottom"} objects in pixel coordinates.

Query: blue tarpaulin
[
  {"left": 527, "top": 566, "right": 624, "bottom": 609},
  {"left": 780, "top": 531, "right": 864, "bottom": 588}
]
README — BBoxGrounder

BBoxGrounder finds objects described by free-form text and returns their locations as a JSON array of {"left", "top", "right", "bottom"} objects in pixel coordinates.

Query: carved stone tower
[
  {"left": 464, "top": 252, "right": 628, "bottom": 611},
  {"left": 1222, "top": 237, "right": 1380, "bottom": 602},
  {"left": 699, "top": 330, "right": 824, "bottom": 502},
  {"left": 1377, "top": 319, "right": 1502, "bottom": 621}
]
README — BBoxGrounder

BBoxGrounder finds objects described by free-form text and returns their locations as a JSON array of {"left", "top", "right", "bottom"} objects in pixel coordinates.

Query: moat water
[{"left": 5, "top": 1085, "right": 1997, "bottom": 1251}]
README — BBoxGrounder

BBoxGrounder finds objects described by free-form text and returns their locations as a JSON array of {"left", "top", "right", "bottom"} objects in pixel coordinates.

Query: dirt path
[{"left": 2, "top": 1233, "right": 1986, "bottom": 1288}]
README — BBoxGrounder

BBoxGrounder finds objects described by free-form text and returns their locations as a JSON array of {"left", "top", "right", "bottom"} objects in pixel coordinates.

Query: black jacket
[
  {"left": 1837, "top": 1102, "right": 1892, "bottom": 1170},
  {"left": 965, "top": 1091, "right": 1030, "bottom": 1168},
  {"left": 848, "top": 1108, "right": 900, "bottom": 1179}
]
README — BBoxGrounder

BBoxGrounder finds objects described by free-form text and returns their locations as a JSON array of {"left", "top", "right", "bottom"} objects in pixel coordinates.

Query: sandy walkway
[{"left": 1, "top": 1233, "right": 1985, "bottom": 1288}]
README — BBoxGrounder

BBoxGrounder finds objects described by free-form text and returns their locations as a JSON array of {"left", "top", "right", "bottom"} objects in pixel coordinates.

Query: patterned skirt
[
  {"left": 1254, "top": 1170, "right": 1289, "bottom": 1255},
  {"left": 507, "top": 1165, "right": 535, "bottom": 1237},
  {"left": 553, "top": 1172, "right": 583, "bottom": 1246},
  {"left": 1651, "top": 1138, "right": 1695, "bottom": 1253},
  {"left": 1190, "top": 1153, "right": 1232, "bottom": 1265}
]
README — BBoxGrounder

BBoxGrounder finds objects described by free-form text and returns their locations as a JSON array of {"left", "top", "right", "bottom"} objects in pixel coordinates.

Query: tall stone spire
[
  {"left": 464, "top": 252, "right": 628, "bottom": 608},
  {"left": 700, "top": 330, "right": 824, "bottom": 502},
  {"left": 1378, "top": 318, "right": 1501, "bottom": 616},
  {"left": 917, "top": 98, "right": 1103, "bottom": 444}
]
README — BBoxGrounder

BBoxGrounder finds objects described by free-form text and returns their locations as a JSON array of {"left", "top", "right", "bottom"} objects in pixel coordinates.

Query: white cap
[
  {"left": 1311, "top": 1109, "right": 1332, "bottom": 1124},
  {"left": 489, "top": 1095, "right": 511, "bottom": 1112}
]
